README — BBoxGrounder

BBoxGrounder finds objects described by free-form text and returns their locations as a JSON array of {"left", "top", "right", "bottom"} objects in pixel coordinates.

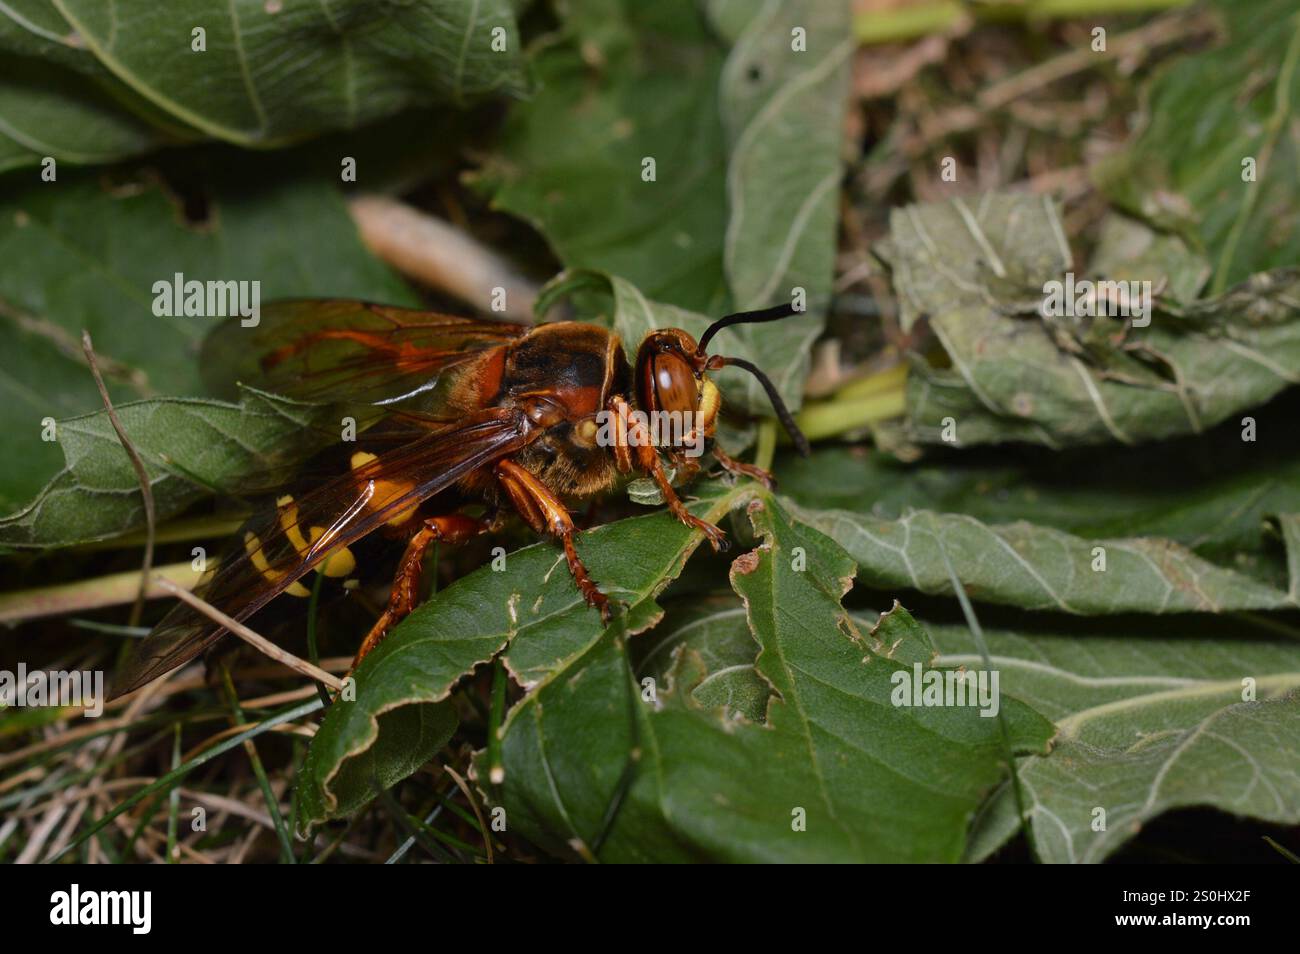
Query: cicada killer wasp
[{"left": 111, "top": 299, "right": 809, "bottom": 697}]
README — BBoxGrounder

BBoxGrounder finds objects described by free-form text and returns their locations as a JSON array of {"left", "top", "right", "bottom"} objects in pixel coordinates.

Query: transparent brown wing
[
  {"left": 201, "top": 299, "right": 528, "bottom": 405},
  {"left": 111, "top": 408, "right": 537, "bottom": 698}
]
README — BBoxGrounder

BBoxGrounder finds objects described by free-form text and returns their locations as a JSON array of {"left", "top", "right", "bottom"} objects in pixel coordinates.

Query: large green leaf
[
  {"left": 776, "top": 436, "right": 1300, "bottom": 585},
  {"left": 485, "top": 495, "right": 1053, "bottom": 862},
  {"left": 1097, "top": 0, "right": 1300, "bottom": 293},
  {"left": 788, "top": 499, "right": 1299, "bottom": 616},
  {"left": 0, "top": 171, "right": 413, "bottom": 513},
  {"left": 298, "top": 482, "right": 748, "bottom": 828},
  {"left": 0, "top": 0, "right": 525, "bottom": 165},
  {"left": 933, "top": 618, "right": 1300, "bottom": 863},
  {"left": 883, "top": 193, "right": 1300, "bottom": 447},
  {"left": 0, "top": 388, "right": 338, "bottom": 547}
]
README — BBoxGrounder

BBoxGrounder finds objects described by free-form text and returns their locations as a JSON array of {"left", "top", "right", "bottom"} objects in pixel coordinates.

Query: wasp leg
[
  {"left": 710, "top": 444, "right": 776, "bottom": 490},
  {"left": 350, "top": 513, "right": 487, "bottom": 674},
  {"left": 495, "top": 459, "right": 612, "bottom": 623},
  {"left": 605, "top": 394, "right": 728, "bottom": 552}
]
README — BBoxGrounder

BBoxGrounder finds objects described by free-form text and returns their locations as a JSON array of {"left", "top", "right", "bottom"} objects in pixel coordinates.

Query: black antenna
[
  {"left": 715, "top": 356, "right": 811, "bottom": 457},
  {"left": 697, "top": 302, "right": 798, "bottom": 355}
]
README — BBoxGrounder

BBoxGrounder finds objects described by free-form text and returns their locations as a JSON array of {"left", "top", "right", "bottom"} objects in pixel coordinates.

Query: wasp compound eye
[{"left": 651, "top": 351, "right": 697, "bottom": 416}]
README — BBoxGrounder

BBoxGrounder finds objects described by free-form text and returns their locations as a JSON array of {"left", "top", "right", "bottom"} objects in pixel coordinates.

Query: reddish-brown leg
[
  {"left": 350, "top": 513, "right": 487, "bottom": 672},
  {"left": 605, "top": 395, "right": 728, "bottom": 552},
  {"left": 495, "top": 459, "right": 612, "bottom": 623},
  {"left": 710, "top": 444, "right": 775, "bottom": 490}
]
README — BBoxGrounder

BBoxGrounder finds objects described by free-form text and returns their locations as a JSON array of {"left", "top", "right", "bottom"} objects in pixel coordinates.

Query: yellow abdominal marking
[
  {"left": 245, "top": 529, "right": 310, "bottom": 597},
  {"left": 350, "top": 451, "right": 419, "bottom": 527},
  {"left": 276, "top": 496, "right": 355, "bottom": 577},
  {"left": 242, "top": 494, "right": 359, "bottom": 598}
]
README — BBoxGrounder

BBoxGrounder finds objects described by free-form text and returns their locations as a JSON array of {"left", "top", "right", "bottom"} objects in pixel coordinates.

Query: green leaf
[
  {"left": 933, "top": 617, "right": 1300, "bottom": 863},
  {"left": 0, "top": 55, "right": 164, "bottom": 169},
  {"left": 487, "top": 494, "right": 1053, "bottom": 862},
  {"left": 787, "top": 498, "right": 1298, "bottom": 615},
  {"left": 298, "top": 701, "right": 458, "bottom": 830},
  {"left": 716, "top": 0, "right": 852, "bottom": 404},
  {"left": 479, "top": 0, "right": 731, "bottom": 313},
  {"left": 720, "top": 0, "right": 851, "bottom": 288},
  {"left": 882, "top": 192, "right": 1300, "bottom": 447},
  {"left": 1088, "top": 213, "right": 1210, "bottom": 305},
  {"left": 0, "top": 171, "right": 413, "bottom": 513},
  {"left": 0, "top": 388, "right": 338, "bottom": 547},
  {"left": 879, "top": 192, "right": 1071, "bottom": 336},
  {"left": 636, "top": 595, "right": 768, "bottom": 722},
  {"left": 297, "top": 481, "right": 749, "bottom": 828},
  {"left": 1097, "top": 0, "right": 1300, "bottom": 292},
  {"left": 0, "top": 0, "right": 525, "bottom": 165},
  {"left": 776, "top": 440, "right": 1300, "bottom": 580}
]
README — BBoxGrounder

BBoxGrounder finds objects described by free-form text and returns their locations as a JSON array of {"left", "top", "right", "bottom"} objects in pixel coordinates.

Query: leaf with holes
[
  {"left": 298, "top": 482, "right": 751, "bottom": 828},
  {"left": 481, "top": 494, "right": 1053, "bottom": 862},
  {"left": 881, "top": 193, "right": 1300, "bottom": 448}
]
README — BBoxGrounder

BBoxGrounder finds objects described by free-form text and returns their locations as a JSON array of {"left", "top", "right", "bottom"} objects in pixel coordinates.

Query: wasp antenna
[
  {"left": 715, "top": 356, "right": 811, "bottom": 458},
  {"left": 697, "top": 302, "right": 799, "bottom": 355}
]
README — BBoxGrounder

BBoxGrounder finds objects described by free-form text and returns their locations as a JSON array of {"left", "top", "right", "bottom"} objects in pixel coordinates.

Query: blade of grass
[
  {"left": 1264, "top": 836, "right": 1300, "bottom": 863},
  {"left": 44, "top": 698, "right": 323, "bottom": 862},
  {"left": 373, "top": 780, "right": 454, "bottom": 863},
  {"left": 444, "top": 765, "right": 493, "bottom": 864},
  {"left": 305, "top": 573, "right": 333, "bottom": 709},
  {"left": 220, "top": 665, "right": 295, "bottom": 863}
]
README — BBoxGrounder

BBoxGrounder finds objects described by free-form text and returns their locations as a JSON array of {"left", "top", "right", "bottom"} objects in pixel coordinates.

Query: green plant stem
[
  {"left": 306, "top": 573, "right": 332, "bottom": 709},
  {"left": 836, "top": 361, "right": 908, "bottom": 401},
  {"left": 78, "top": 514, "right": 247, "bottom": 551},
  {"left": 220, "top": 666, "right": 296, "bottom": 863},
  {"left": 793, "top": 389, "right": 906, "bottom": 443}
]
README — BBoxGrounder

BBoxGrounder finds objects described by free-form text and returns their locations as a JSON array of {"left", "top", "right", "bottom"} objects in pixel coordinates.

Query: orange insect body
[{"left": 112, "top": 299, "right": 807, "bottom": 697}]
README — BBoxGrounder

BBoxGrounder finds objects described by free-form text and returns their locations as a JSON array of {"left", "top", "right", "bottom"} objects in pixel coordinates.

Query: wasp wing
[
  {"left": 111, "top": 408, "right": 536, "bottom": 698},
  {"left": 202, "top": 299, "right": 528, "bottom": 406}
]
